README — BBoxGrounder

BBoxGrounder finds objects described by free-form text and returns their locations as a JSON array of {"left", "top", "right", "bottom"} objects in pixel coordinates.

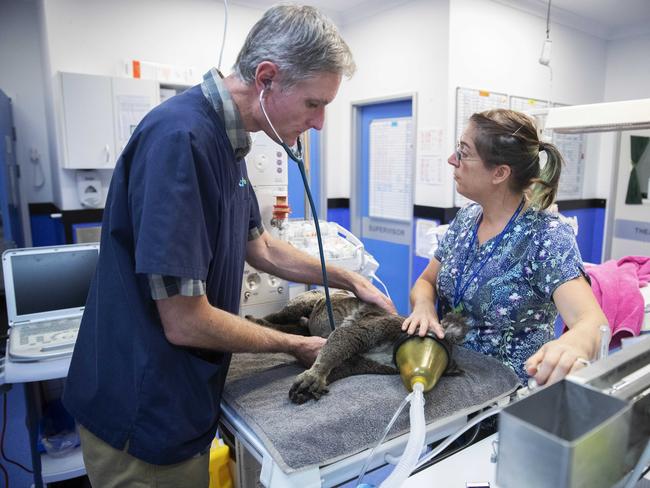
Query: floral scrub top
[{"left": 434, "top": 203, "right": 584, "bottom": 383}]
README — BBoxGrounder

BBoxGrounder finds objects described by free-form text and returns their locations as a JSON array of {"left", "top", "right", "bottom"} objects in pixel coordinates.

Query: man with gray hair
[{"left": 63, "top": 4, "right": 393, "bottom": 487}]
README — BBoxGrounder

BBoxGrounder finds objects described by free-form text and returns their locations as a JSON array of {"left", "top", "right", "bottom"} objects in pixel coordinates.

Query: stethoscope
[
  {"left": 258, "top": 86, "right": 337, "bottom": 332},
  {"left": 258, "top": 87, "right": 304, "bottom": 164}
]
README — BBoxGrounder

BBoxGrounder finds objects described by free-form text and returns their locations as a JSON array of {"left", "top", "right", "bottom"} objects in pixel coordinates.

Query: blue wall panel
[
  {"left": 30, "top": 215, "right": 65, "bottom": 247},
  {"left": 327, "top": 208, "right": 350, "bottom": 231},
  {"left": 412, "top": 255, "right": 430, "bottom": 286},
  {"left": 288, "top": 158, "right": 305, "bottom": 220},
  {"left": 560, "top": 207, "right": 605, "bottom": 264},
  {"left": 363, "top": 237, "right": 411, "bottom": 315},
  {"left": 309, "top": 129, "right": 321, "bottom": 216},
  {"left": 411, "top": 218, "right": 440, "bottom": 286},
  {"left": 288, "top": 129, "right": 322, "bottom": 220}
]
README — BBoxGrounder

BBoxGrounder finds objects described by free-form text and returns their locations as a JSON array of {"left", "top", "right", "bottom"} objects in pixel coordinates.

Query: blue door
[
  {"left": 0, "top": 90, "right": 24, "bottom": 248},
  {"left": 354, "top": 99, "right": 413, "bottom": 314}
]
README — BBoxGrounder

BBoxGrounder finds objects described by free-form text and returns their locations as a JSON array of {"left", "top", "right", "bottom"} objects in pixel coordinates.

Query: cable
[
  {"left": 624, "top": 439, "right": 650, "bottom": 488},
  {"left": 414, "top": 406, "right": 501, "bottom": 470},
  {"left": 0, "top": 461, "right": 8, "bottom": 488},
  {"left": 218, "top": 0, "right": 229, "bottom": 71},
  {"left": 538, "top": 0, "right": 553, "bottom": 105},
  {"left": 410, "top": 421, "right": 481, "bottom": 476},
  {"left": 356, "top": 392, "right": 413, "bottom": 486},
  {"left": 1, "top": 391, "right": 33, "bottom": 474},
  {"left": 370, "top": 273, "right": 392, "bottom": 302}
]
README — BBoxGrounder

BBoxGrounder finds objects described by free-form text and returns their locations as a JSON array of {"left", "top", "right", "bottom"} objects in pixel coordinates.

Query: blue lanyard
[{"left": 453, "top": 198, "right": 525, "bottom": 310}]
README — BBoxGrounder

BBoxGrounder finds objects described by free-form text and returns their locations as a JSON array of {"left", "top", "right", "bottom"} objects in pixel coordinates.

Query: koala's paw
[{"left": 289, "top": 370, "right": 329, "bottom": 404}]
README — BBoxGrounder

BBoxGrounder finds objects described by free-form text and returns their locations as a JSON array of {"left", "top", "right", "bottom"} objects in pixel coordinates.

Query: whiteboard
[
  {"left": 554, "top": 132, "right": 586, "bottom": 200},
  {"left": 454, "top": 88, "right": 508, "bottom": 207},
  {"left": 417, "top": 127, "right": 445, "bottom": 186},
  {"left": 550, "top": 103, "right": 584, "bottom": 200},
  {"left": 369, "top": 117, "right": 414, "bottom": 221},
  {"left": 509, "top": 96, "right": 549, "bottom": 113},
  {"left": 455, "top": 87, "right": 508, "bottom": 142},
  {"left": 454, "top": 89, "right": 586, "bottom": 203}
]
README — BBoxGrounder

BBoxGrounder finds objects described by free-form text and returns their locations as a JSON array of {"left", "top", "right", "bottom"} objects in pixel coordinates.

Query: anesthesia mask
[{"left": 393, "top": 332, "right": 452, "bottom": 393}]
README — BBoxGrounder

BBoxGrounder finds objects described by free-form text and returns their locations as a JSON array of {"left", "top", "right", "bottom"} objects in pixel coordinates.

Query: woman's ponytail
[{"left": 529, "top": 141, "right": 563, "bottom": 210}]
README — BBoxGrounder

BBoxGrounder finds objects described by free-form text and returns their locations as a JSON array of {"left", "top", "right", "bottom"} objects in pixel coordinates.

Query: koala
[{"left": 246, "top": 290, "right": 469, "bottom": 404}]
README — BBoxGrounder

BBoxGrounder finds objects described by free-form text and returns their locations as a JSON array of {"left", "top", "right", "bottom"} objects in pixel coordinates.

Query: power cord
[
  {"left": 538, "top": 0, "right": 554, "bottom": 104},
  {"left": 410, "top": 421, "right": 482, "bottom": 476},
  {"left": 1, "top": 385, "right": 34, "bottom": 474},
  {"left": 0, "top": 384, "right": 11, "bottom": 486},
  {"left": 0, "top": 460, "right": 8, "bottom": 488},
  {"left": 369, "top": 273, "right": 392, "bottom": 302},
  {"left": 217, "top": 0, "right": 229, "bottom": 72}
]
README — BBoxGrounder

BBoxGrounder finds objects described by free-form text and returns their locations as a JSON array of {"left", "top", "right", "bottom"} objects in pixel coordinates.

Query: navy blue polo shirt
[{"left": 63, "top": 85, "right": 262, "bottom": 465}]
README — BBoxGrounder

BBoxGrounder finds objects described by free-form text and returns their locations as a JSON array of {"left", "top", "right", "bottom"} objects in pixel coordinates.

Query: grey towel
[{"left": 223, "top": 346, "right": 519, "bottom": 473}]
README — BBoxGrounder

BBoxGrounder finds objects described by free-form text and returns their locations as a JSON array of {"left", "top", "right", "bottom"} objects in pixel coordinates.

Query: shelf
[
  {"left": 41, "top": 445, "right": 86, "bottom": 483},
  {"left": 3, "top": 349, "right": 71, "bottom": 383}
]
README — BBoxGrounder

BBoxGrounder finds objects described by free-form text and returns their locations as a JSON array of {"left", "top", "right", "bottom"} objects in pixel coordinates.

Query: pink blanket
[{"left": 583, "top": 256, "right": 650, "bottom": 347}]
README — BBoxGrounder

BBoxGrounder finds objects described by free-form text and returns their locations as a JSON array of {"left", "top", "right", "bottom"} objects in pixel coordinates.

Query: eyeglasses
[{"left": 454, "top": 141, "right": 480, "bottom": 164}]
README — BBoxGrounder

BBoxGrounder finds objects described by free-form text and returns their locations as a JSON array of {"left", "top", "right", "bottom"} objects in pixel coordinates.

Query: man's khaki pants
[{"left": 78, "top": 424, "right": 209, "bottom": 488}]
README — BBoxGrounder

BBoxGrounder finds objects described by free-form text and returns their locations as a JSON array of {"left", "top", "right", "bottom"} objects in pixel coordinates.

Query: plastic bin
[{"left": 209, "top": 437, "right": 233, "bottom": 488}]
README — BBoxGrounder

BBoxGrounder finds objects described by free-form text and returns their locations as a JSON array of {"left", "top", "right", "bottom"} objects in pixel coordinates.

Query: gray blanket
[{"left": 223, "top": 347, "right": 520, "bottom": 473}]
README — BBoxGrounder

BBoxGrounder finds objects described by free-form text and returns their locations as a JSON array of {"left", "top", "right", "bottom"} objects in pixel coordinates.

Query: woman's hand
[
  {"left": 527, "top": 277, "right": 606, "bottom": 385},
  {"left": 524, "top": 339, "right": 591, "bottom": 386},
  {"left": 401, "top": 303, "right": 445, "bottom": 338}
]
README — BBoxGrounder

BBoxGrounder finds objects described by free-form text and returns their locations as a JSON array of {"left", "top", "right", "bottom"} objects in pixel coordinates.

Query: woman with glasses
[{"left": 402, "top": 109, "right": 606, "bottom": 386}]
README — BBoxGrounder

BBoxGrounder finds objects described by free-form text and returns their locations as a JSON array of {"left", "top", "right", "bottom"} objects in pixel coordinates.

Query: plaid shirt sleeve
[
  {"left": 249, "top": 225, "right": 263, "bottom": 241},
  {"left": 148, "top": 274, "right": 206, "bottom": 300}
]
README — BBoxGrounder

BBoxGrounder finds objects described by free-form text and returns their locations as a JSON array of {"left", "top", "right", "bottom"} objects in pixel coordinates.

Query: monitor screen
[{"left": 11, "top": 249, "right": 98, "bottom": 316}]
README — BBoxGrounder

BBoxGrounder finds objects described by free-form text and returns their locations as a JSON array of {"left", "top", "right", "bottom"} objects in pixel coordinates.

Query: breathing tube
[
  {"left": 258, "top": 88, "right": 337, "bottom": 333},
  {"left": 356, "top": 333, "right": 456, "bottom": 487}
]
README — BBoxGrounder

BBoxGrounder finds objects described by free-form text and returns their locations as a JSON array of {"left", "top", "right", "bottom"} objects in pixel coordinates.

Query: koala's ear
[{"left": 440, "top": 313, "right": 469, "bottom": 345}]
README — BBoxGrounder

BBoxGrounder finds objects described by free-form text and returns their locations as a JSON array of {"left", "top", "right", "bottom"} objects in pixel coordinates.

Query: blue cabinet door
[{"left": 0, "top": 90, "right": 24, "bottom": 248}]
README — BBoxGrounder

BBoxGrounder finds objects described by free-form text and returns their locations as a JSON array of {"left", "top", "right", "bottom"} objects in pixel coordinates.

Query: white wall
[
  {"left": 588, "top": 34, "right": 650, "bottom": 214},
  {"left": 601, "top": 35, "right": 650, "bottom": 259},
  {"left": 28, "top": 0, "right": 265, "bottom": 210},
  {"left": 0, "top": 0, "right": 54, "bottom": 244},
  {"left": 330, "top": 0, "right": 450, "bottom": 204},
  {"left": 450, "top": 0, "right": 608, "bottom": 206},
  {"left": 40, "top": 0, "right": 262, "bottom": 78},
  {"left": 449, "top": 0, "right": 607, "bottom": 107},
  {"left": 328, "top": 0, "right": 612, "bottom": 207},
  {"left": 5, "top": 0, "right": 648, "bottom": 211},
  {"left": 604, "top": 34, "right": 650, "bottom": 102}
]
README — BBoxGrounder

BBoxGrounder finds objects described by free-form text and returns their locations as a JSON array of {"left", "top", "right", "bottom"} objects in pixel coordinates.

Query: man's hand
[
  {"left": 352, "top": 276, "right": 396, "bottom": 314},
  {"left": 290, "top": 335, "right": 327, "bottom": 367}
]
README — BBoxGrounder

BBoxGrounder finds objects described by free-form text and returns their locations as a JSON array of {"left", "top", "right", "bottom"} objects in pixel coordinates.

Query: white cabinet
[{"left": 58, "top": 72, "right": 158, "bottom": 169}]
